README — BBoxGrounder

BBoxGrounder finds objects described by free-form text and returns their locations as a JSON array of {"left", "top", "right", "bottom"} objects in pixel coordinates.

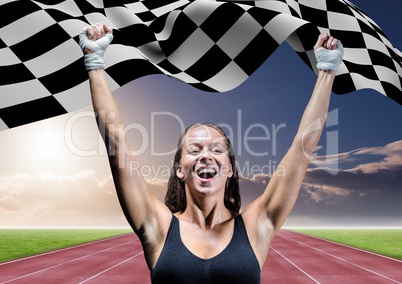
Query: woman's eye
[
  {"left": 188, "top": 150, "right": 199, "bottom": 155},
  {"left": 212, "top": 148, "right": 223, "bottom": 154}
]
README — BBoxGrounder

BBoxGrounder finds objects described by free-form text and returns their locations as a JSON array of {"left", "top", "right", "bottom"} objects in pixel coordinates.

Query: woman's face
[{"left": 177, "top": 126, "right": 233, "bottom": 196}]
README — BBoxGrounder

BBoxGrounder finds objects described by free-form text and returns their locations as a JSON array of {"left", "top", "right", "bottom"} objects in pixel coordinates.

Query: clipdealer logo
[
  {"left": 302, "top": 109, "right": 339, "bottom": 175},
  {"left": 63, "top": 109, "right": 339, "bottom": 178}
]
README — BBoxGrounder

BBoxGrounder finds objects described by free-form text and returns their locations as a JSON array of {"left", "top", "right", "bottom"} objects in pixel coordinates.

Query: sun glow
[
  {"left": 32, "top": 123, "right": 63, "bottom": 160},
  {"left": 11, "top": 113, "right": 91, "bottom": 172}
]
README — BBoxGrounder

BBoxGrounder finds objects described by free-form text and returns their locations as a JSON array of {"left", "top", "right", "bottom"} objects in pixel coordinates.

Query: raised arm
[
  {"left": 80, "top": 23, "right": 171, "bottom": 267},
  {"left": 242, "top": 33, "right": 343, "bottom": 265}
]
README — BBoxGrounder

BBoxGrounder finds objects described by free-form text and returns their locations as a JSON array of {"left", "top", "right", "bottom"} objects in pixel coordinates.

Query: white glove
[
  {"left": 314, "top": 41, "right": 344, "bottom": 71},
  {"left": 79, "top": 28, "right": 113, "bottom": 70}
]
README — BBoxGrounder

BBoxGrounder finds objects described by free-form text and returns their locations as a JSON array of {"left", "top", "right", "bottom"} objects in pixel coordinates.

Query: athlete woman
[{"left": 79, "top": 22, "right": 343, "bottom": 283}]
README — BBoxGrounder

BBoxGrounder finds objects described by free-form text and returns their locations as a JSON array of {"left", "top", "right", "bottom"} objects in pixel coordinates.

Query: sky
[{"left": 0, "top": 0, "right": 402, "bottom": 228}]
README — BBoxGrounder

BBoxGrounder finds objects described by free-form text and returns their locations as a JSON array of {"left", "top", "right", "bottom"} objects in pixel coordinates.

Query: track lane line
[
  {"left": 287, "top": 231, "right": 402, "bottom": 263},
  {"left": 78, "top": 251, "right": 144, "bottom": 284},
  {"left": 1, "top": 240, "right": 136, "bottom": 284},
  {"left": 269, "top": 246, "right": 320, "bottom": 283},
  {"left": 277, "top": 232, "right": 402, "bottom": 284},
  {"left": 0, "top": 233, "right": 133, "bottom": 266}
]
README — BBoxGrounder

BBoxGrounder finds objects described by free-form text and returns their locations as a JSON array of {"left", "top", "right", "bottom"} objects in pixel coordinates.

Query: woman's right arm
[
  {"left": 88, "top": 69, "right": 171, "bottom": 230},
  {"left": 82, "top": 24, "right": 171, "bottom": 265}
]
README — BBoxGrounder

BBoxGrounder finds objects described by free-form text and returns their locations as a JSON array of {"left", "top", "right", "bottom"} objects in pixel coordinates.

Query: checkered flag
[{"left": 0, "top": 0, "right": 401, "bottom": 130}]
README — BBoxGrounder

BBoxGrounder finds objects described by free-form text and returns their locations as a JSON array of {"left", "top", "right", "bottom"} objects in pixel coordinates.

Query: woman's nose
[{"left": 199, "top": 149, "right": 212, "bottom": 160}]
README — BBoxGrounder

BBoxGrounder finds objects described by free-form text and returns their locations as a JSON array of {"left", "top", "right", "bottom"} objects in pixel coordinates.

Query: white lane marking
[
  {"left": 78, "top": 251, "right": 144, "bottom": 284},
  {"left": 277, "top": 232, "right": 402, "bottom": 284},
  {"left": 0, "top": 233, "right": 134, "bottom": 266},
  {"left": 1, "top": 240, "right": 136, "bottom": 283},
  {"left": 288, "top": 231, "right": 402, "bottom": 263},
  {"left": 269, "top": 246, "right": 320, "bottom": 284}
]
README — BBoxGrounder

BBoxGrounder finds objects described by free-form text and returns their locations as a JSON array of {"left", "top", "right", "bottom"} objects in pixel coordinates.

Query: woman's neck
[{"left": 178, "top": 200, "right": 235, "bottom": 230}]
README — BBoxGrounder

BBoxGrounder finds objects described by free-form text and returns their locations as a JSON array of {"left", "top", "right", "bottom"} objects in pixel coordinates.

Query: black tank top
[{"left": 151, "top": 214, "right": 260, "bottom": 284}]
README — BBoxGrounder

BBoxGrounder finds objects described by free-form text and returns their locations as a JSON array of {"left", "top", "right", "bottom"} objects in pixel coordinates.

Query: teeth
[
  {"left": 200, "top": 168, "right": 216, "bottom": 174},
  {"left": 197, "top": 168, "right": 217, "bottom": 178}
]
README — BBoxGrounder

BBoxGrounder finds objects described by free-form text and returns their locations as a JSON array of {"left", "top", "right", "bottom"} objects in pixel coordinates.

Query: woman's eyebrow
[{"left": 211, "top": 140, "right": 227, "bottom": 146}]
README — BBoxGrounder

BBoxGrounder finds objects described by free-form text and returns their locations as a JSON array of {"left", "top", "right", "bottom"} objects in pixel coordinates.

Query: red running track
[{"left": 0, "top": 230, "right": 401, "bottom": 284}]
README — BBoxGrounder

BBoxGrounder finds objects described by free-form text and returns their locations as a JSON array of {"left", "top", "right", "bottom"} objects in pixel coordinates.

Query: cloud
[
  {"left": 305, "top": 140, "right": 402, "bottom": 193},
  {"left": 237, "top": 140, "right": 402, "bottom": 226},
  {"left": 296, "top": 141, "right": 402, "bottom": 219},
  {"left": 302, "top": 184, "right": 350, "bottom": 203},
  {"left": 1, "top": 140, "right": 400, "bottom": 227},
  {"left": 0, "top": 170, "right": 172, "bottom": 227},
  {"left": 311, "top": 140, "right": 402, "bottom": 171},
  {"left": 0, "top": 171, "right": 126, "bottom": 227},
  {"left": 346, "top": 140, "right": 402, "bottom": 173},
  {"left": 232, "top": 141, "right": 402, "bottom": 206}
]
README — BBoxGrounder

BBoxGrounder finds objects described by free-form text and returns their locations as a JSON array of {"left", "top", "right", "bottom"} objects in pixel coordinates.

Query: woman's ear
[
  {"left": 226, "top": 164, "right": 233, "bottom": 178},
  {"left": 176, "top": 165, "right": 184, "bottom": 179}
]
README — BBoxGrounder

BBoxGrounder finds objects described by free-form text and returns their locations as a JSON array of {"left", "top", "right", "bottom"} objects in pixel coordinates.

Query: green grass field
[
  {"left": 0, "top": 228, "right": 132, "bottom": 263},
  {"left": 1, "top": 228, "right": 402, "bottom": 263},
  {"left": 292, "top": 228, "right": 402, "bottom": 260}
]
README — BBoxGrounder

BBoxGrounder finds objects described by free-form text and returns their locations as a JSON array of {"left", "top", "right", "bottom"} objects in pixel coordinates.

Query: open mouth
[{"left": 196, "top": 167, "right": 217, "bottom": 179}]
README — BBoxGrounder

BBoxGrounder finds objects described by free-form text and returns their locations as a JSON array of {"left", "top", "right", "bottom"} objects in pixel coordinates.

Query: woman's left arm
[
  {"left": 242, "top": 33, "right": 343, "bottom": 264},
  {"left": 256, "top": 68, "right": 335, "bottom": 231}
]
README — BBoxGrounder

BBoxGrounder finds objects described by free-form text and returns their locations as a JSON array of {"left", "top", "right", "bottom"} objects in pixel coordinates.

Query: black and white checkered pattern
[{"left": 0, "top": 0, "right": 401, "bottom": 130}]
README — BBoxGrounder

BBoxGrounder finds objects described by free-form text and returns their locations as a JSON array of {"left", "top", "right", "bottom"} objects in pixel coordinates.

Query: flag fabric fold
[{"left": 0, "top": 0, "right": 401, "bottom": 130}]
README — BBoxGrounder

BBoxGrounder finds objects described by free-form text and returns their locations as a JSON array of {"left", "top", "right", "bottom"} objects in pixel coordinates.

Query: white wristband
[
  {"left": 79, "top": 28, "right": 113, "bottom": 70},
  {"left": 315, "top": 41, "right": 344, "bottom": 71}
]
